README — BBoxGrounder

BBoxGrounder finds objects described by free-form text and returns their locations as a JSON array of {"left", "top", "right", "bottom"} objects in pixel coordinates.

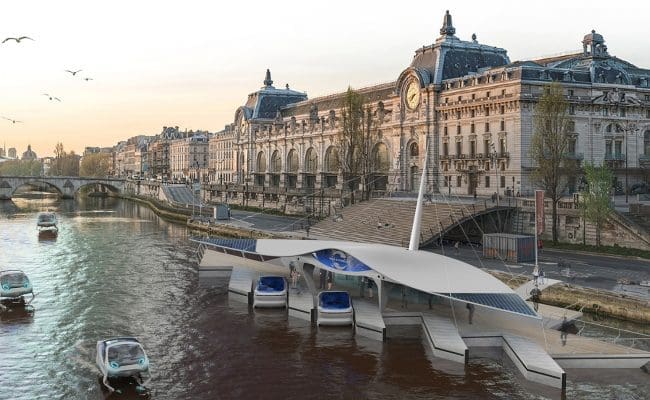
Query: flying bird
[
  {"left": 43, "top": 93, "right": 61, "bottom": 102},
  {"left": 83, "top": 77, "right": 93, "bottom": 81},
  {"left": 2, "top": 116, "right": 22, "bottom": 124},
  {"left": 2, "top": 36, "right": 34, "bottom": 44},
  {"left": 65, "top": 69, "right": 82, "bottom": 76}
]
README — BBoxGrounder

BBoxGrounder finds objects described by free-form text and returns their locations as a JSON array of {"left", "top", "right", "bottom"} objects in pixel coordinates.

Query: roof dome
[{"left": 582, "top": 29, "right": 604, "bottom": 45}]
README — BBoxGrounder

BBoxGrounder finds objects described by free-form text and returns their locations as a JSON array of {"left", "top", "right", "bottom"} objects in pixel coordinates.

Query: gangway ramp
[
  {"left": 228, "top": 267, "right": 256, "bottom": 304},
  {"left": 288, "top": 290, "right": 314, "bottom": 323},
  {"left": 353, "top": 298, "right": 386, "bottom": 341},
  {"left": 421, "top": 314, "right": 468, "bottom": 364},
  {"left": 502, "top": 334, "right": 566, "bottom": 389}
]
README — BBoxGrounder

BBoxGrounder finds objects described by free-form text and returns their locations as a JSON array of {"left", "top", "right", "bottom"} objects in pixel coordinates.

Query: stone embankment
[{"left": 489, "top": 270, "right": 650, "bottom": 324}]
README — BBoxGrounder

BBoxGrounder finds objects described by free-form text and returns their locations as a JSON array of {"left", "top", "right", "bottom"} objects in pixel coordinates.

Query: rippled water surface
[{"left": 1, "top": 197, "right": 648, "bottom": 400}]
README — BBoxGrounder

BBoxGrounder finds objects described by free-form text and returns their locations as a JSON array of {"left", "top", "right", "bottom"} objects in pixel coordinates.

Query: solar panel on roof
[
  {"left": 449, "top": 293, "right": 536, "bottom": 316},
  {"left": 200, "top": 238, "right": 258, "bottom": 252}
]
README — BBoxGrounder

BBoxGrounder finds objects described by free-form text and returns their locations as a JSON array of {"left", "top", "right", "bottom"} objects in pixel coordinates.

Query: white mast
[{"left": 408, "top": 142, "right": 429, "bottom": 251}]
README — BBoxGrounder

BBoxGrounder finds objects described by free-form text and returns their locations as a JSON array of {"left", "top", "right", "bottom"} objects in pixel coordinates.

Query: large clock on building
[{"left": 405, "top": 80, "right": 420, "bottom": 110}]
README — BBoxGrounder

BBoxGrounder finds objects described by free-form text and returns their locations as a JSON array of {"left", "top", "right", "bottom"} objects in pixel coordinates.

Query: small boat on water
[
  {"left": 0, "top": 270, "right": 35, "bottom": 311},
  {"left": 317, "top": 291, "right": 354, "bottom": 326},
  {"left": 96, "top": 337, "right": 151, "bottom": 393},
  {"left": 37, "top": 212, "right": 58, "bottom": 233},
  {"left": 253, "top": 276, "right": 288, "bottom": 308},
  {"left": 640, "top": 280, "right": 650, "bottom": 288}
]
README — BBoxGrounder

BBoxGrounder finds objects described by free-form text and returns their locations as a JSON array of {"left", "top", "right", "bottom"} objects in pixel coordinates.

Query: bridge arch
[{"left": 0, "top": 176, "right": 125, "bottom": 200}]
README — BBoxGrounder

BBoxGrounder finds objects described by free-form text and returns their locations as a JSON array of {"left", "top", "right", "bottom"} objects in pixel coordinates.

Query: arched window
[
  {"left": 372, "top": 143, "right": 390, "bottom": 172},
  {"left": 305, "top": 148, "right": 318, "bottom": 173},
  {"left": 645, "top": 130, "right": 650, "bottom": 155},
  {"left": 256, "top": 151, "right": 266, "bottom": 173},
  {"left": 409, "top": 142, "right": 419, "bottom": 157},
  {"left": 324, "top": 146, "right": 340, "bottom": 173},
  {"left": 270, "top": 150, "right": 281, "bottom": 173},
  {"left": 287, "top": 149, "right": 299, "bottom": 173}
]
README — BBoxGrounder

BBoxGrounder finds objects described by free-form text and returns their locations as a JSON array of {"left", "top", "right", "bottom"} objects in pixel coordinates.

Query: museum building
[{"left": 206, "top": 10, "right": 650, "bottom": 205}]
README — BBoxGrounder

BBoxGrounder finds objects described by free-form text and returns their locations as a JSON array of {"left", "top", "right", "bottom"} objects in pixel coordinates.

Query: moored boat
[
  {"left": 253, "top": 276, "right": 288, "bottom": 308},
  {"left": 317, "top": 291, "right": 354, "bottom": 326}
]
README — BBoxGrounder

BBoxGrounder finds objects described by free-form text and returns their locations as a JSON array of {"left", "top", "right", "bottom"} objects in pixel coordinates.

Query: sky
[{"left": 1, "top": 0, "right": 648, "bottom": 157}]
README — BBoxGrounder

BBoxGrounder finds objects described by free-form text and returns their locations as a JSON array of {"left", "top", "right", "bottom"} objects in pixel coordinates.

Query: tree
[
  {"left": 530, "top": 82, "right": 578, "bottom": 243},
  {"left": 340, "top": 87, "right": 373, "bottom": 203},
  {"left": 579, "top": 163, "right": 614, "bottom": 247},
  {"left": 80, "top": 153, "right": 111, "bottom": 177},
  {"left": 0, "top": 159, "right": 42, "bottom": 176},
  {"left": 48, "top": 143, "right": 80, "bottom": 176}
]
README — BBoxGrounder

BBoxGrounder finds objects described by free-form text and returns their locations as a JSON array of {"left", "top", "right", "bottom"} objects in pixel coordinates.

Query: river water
[{"left": 1, "top": 197, "right": 648, "bottom": 400}]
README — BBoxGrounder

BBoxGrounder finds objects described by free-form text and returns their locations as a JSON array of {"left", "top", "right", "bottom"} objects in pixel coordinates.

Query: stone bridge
[{"left": 0, "top": 176, "right": 126, "bottom": 200}]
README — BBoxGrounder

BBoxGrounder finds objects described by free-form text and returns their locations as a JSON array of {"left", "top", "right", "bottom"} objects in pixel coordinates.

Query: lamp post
[
  {"left": 621, "top": 120, "right": 640, "bottom": 204},
  {"left": 490, "top": 142, "right": 499, "bottom": 207}
]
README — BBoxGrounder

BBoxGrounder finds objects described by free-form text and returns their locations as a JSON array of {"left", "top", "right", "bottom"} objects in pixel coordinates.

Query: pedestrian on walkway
[
  {"left": 532, "top": 265, "right": 539, "bottom": 285},
  {"left": 560, "top": 315, "right": 570, "bottom": 346},
  {"left": 466, "top": 303, "right": 475, "bottom": 324},
  {"left": 539, "top": 268, "right": 545, "bottom": 285},
  {"left": 326, "top": 271, "right": 333, "bottom": 290},
  {"left": 367, "top": 278, "right": 374, "bottom": 299},
  {"left": 319, "top": 269, "right": 326, "bottom": 289},
  {"left": 454, "top": 241, "right": 460, "bottom": 255}
]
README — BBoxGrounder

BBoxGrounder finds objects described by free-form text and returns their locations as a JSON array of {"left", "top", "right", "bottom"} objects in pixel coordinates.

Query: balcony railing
[
  {"left": 639, "top": 155, "right": 650, "bottom": 166},
  {"left": 565, "top": 152, "right": 584, "bottom": 160},
  {"left": 605, "top": 153, "right": 625, "bottom": 161}
]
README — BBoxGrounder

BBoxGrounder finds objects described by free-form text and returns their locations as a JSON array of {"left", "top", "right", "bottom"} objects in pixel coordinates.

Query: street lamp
[
  {"left": 490, "top": 141, "right": 499, "bottom": 207},
  {"left": 623, "top": 122, "right": 640, "bottom": 203}
]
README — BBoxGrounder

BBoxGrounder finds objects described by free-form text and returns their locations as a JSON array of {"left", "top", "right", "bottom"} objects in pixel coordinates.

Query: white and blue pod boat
[
  {"left": 37, "top": 212, "right": 58, "bottom": 232},
  {"left": 253, "top": 276, "right": 288, "bottom": 308},
  {"left": 317, "top": 291, "right": 354, "bottom": 326},
  {"left": 96, "top": 337, "right": 151, "bottom": 393},
  {"left": 0, "top": 270, "right": 35, "bottom": 308}
]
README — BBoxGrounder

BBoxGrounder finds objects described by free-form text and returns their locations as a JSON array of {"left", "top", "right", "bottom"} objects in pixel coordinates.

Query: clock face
[{"left": 406, "top": 81, "right": 420, "bottom": 110}]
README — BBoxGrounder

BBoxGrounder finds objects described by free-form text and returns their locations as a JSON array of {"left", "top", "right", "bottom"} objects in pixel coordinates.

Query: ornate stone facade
[{"left": 206, "top": 11, "right": 650, "bottom": 207}]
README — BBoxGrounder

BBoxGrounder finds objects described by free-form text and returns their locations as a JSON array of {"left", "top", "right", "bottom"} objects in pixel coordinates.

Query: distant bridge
[{"left": 0, "top": 176, "right": 126, "bottom": 200}]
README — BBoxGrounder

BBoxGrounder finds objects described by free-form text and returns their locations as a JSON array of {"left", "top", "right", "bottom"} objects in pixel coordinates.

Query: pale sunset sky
[{"left": 1, "top": 0, "right": 648, "bottom": 157}]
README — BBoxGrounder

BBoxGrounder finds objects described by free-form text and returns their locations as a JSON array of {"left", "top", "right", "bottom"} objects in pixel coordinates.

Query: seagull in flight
[
  {"left": 2, "top": 116, "right": 22, "bottom": 124},
  {"left": 65, "top": 69, "right": 82, "bottom": 76},
  {"left": 43, "top": 93, "right": 61, "bottom": 102},
  {"left": 2, "top": 36, "right": 34, "bottom": 44},
  {"left": 83, "top": 77, "right": 93, "bottom": 81}
]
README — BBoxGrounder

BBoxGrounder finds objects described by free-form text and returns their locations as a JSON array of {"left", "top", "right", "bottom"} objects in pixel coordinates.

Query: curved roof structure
[{"left": 194, "top": 237, "right": 537, "bottom": 317}]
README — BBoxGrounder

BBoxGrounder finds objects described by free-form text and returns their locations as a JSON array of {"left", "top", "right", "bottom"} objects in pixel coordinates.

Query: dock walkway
[{"left": 353, "top": 298, "right": 386, "bottom": 341}]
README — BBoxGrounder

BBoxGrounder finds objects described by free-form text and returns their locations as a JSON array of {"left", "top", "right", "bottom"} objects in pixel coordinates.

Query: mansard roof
[
  {"left": 243, "top": 69, "right": 307, "bottom": 120},
  {"left": 280, "top": 82, "right": 396, "bottom": 118},
  {"left": 409, "top": 11, "right": 510, "bottom": 85}
]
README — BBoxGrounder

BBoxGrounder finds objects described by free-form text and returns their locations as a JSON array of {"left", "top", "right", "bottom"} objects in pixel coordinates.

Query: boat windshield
[
  {"left": 38, "top": 214, "right": 56, "bottom": 225},
  {"left": 257, "top": 277, "right": 285, "bottom": 292},
  {"left": 107, "top": 343, "right": 145, "bottom": 366},
  {"left": 1, "top": 272, "right": 28, "bottom": 289},
  {"left": 319, "top": 292, "right": 350, "bottom": 309}
]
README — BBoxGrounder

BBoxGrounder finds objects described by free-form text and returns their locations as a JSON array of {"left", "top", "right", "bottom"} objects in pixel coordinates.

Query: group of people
[{"left": 532, "top": 265, "right": 546, "bottom": 285}]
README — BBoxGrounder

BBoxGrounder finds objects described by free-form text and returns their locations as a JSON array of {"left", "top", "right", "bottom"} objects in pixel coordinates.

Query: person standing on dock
[
  {"left": 466, "top": 303, "right": 475, "bottom": 324},
  {"left": 560, "top": 315, "right": 570, "bottom": 346}
]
